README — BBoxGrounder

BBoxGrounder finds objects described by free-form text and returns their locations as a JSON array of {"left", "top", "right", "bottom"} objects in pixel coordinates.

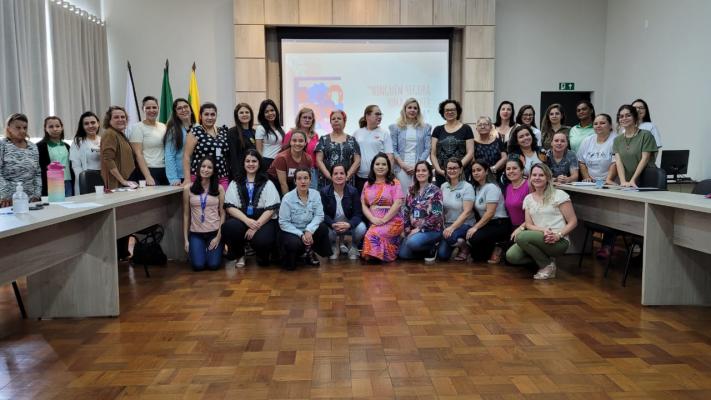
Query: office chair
[
  {"left": 692, "top": 179, "right": 711, "bottom": 195},
  {"left": 78, "top": 170, "right": 105, "bottom": 194}
]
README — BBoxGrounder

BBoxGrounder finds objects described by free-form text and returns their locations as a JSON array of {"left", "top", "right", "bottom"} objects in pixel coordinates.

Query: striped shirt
[{"left": 0, "top": 138, "right": 42, "bottom": 199}]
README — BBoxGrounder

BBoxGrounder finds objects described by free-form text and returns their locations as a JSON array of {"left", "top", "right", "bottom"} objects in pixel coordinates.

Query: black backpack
[{"left": 131, "top": 225, "right": 167, "bottom": 268}]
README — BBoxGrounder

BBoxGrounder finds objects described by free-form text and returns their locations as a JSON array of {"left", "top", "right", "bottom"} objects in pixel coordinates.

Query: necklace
[{"left": 623, "top": 128, "right": 639, "bottom": 151}]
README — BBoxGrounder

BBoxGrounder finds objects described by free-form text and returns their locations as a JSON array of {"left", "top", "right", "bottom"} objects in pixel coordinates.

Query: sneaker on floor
[
  {"left": 329, "top": 245, "right": 339, "bottom": 260},
  {"left": 305, "top": 250, "right": 321, "bottom": 266},
  {"left": 348, "top": 247, "right": 360, "bottom": 260},
  {"left": 533, "top": 263, "right": 556, "bottom": 280},
  {"left": 235, "top": 256, "right": 246, "bottom": 268},
  {"left": 424, "top": 255, "right": 436, "bottom": 264},
  {"left": 340, "top": 243, "right": 349, "bottom": 254}
]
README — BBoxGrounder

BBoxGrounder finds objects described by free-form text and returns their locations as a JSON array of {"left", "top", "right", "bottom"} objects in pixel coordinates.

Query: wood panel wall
[{"left": 234, "top": 0, "right": 495, "bottom": 125}]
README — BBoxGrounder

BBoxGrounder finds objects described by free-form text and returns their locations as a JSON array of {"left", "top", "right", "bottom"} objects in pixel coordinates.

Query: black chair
[
  {"left": 78, "top": 170, "right": 105, "bottom": 194},
  {"left": 11, "top": 281, "right": 27, "bottom": 319},
  {"left": 616, "top": 167, "right": 667, "bottom": 286},
  {"left": 692, "top": 179, "right": 711, "bottom": 195}
]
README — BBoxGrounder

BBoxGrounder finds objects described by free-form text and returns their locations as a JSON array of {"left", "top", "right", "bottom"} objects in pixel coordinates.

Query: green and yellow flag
[
  {"left": 188, "top": 62, "right": 200, "bottom": 123},
  {"left": 158, "top": 59, "right": 173, "bottom": 123}
]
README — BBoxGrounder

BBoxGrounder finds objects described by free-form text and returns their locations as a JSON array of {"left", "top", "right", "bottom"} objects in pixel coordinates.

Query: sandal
[
  {"left": 453, "top": 245, "right": 470, "bottom": 261},
  {"left": 533, "top": 263, "right": 556, "bottom": 280},
  {"left": 487, "top": 246, "right": 503, "bottom": 264}
]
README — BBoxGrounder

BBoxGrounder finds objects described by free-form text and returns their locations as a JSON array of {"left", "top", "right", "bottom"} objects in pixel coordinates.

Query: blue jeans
[
  {"left": 188, "top": 231, "right": 223, "bottom": 271},
  {"left": 399, "top": 231, "right": 441, "bottom": 259},
  {"left": 328, "top": 222, "right": 367, "bottom": 249},
  {"left": 437, "top": 224, "right": 472, "bottom": 260},
  {"left": 311, "top": 167, "right": 319, "bottom": 189}
]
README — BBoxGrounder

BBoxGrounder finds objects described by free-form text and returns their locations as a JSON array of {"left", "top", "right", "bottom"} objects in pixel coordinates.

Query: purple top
[{"left": 504, "top": 180, "right": 529, "bottom": 226}]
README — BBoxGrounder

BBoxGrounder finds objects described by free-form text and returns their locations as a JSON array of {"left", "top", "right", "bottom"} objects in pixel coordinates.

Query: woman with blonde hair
[
  {"left": 389, "top": 98, "right": 433, "bottom": 193},
  {"left": 506, "top": 163, "right": 577, "bottom": 280}
]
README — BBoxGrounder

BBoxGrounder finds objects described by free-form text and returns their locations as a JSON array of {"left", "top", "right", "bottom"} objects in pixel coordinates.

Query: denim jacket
[
  {"left": 319, "top": 183, "right": 363, "bottom": 228},
  {"left": 279, "top": 188, "right": 324, "bottom": 236},
  {"left": 164, "top": 126, "right": 187, "bottom": 184},
  {"left": 388, "top": 123, "right": 433, "bottom": 173}
]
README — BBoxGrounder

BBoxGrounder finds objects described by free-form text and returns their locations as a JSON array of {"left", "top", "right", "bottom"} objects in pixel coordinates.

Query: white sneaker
[
  {"left": 235, "top": 256, "right": 246, "bottom": 268},
  {"left": 424, "top": 255, "right": 436, "bottom": 264},
  {"left": 329, "top": 246, "right": 339, "bottom": 260},
  {"left": 340, "top": 244, "right": 349, "bottom": 254},
  {"left": 533, "top": 263, "right": 556, "bottom": 280},
  {"left": 348, "top": 247, "right": 360, "bottom": 260}
]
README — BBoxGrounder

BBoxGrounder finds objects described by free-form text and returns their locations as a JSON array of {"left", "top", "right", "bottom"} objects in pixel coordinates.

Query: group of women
[{"left": 1, "top": 95, "right": 661, "bottom": 278}]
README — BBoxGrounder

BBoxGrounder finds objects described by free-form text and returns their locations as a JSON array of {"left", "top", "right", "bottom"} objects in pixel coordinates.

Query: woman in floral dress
[{"left": 361, "top": 152, "right": 404, "bottom": 262}]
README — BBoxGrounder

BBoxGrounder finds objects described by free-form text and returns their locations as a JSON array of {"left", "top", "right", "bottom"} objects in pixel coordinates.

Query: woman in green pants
[{"left": 506, "top": 163, "right": 577, "bottom": 280}]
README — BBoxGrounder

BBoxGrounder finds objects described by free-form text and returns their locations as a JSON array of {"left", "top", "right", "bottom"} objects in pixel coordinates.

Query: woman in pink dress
[{"left": 361, "top": 152, "right": 404, "bottom": 262}]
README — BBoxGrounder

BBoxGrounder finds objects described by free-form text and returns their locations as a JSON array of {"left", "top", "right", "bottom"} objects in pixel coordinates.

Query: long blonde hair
[
  {"left": 396, "top": 98, "right": 424, "bottom": 129},
  {"left": 293, "top": 107, "right": 316, "bottom": 136},
  {"left": 528, "top": 163, "right": 555, "bottom": 205}
]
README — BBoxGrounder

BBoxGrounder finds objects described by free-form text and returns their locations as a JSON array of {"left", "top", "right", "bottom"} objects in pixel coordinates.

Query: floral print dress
[{"left": 362, "top": 180, "right": 405, "bottom": 262}]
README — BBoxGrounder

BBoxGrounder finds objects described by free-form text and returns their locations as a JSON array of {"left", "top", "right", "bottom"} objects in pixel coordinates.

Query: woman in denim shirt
[
  {"left": 279, "top": 167, "right": 332, "bottom": 270},
  {"left": 164, "top": 98, "right": 195, "bottom": 185},
  {"left": 389, "top": 98, "right": 432, "bottom": 194}
]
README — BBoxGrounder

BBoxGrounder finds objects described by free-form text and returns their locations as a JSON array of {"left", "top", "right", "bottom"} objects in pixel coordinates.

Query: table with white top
[
  {"left": 0, "top": 186, "right": 184, "bottom": 318},
  {"left": 561, "top": 184, "right": 711, "bottom": 306}
]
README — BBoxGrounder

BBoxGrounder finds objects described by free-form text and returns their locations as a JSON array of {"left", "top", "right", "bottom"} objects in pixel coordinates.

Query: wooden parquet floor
[{"left": 2, "top": 255, "right": 711, "bottom": 400}]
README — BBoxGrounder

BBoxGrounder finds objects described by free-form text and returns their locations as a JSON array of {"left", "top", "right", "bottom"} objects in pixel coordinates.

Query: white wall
[
  {"left": 104, "top": 0, "right": 234, "bottom": 126},
  {"left": 495, "top": 0, "right": 608, "bottom": 115},
  {"left": 603, "top": 0, "right": 711, "bottom": 179}
]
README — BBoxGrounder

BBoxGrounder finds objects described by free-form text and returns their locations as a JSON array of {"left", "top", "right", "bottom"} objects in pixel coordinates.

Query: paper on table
[
  {"left": 569, "top": 182, "right": 596, "bottom": 186},
  {"left": 58, "top": 202, "right": 102, "bottom": 209}
]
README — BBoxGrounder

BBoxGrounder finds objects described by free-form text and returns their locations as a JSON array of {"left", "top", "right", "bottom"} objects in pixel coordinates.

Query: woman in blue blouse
[
  {"left": 389, "top": 98, "right": 432, "bottom": 194},
  {"left": 279, "top": 167, "right": 332, "bottom": 270},
  {"left": 164, "top": 98, "right": 195, "bottom": 185}
]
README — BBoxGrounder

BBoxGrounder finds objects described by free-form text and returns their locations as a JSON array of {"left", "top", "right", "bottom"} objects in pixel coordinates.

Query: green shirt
[
  {"left": 612, "top": 129, "right": 657, "bottom": 181},
  {"left": 47, "top": 141, "right": 71, "bottom": 180},
  {"left": 568, "top": 124, "right": 594, "bottom": 153}
]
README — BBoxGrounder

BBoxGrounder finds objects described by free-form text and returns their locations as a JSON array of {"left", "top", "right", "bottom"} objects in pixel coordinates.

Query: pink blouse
[{"left": 505, "top": 180, "right": 529, "bottom": 226}]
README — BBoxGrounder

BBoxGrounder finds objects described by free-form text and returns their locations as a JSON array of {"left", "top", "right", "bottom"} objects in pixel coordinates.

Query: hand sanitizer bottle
[{"left": 12, "top": 182, "right": 29, "bottom": 214}]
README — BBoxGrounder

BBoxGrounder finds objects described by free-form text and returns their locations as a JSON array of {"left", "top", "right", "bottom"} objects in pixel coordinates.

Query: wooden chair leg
[{"left": 11, "top": 281, "right": 27, "bottom": 319}]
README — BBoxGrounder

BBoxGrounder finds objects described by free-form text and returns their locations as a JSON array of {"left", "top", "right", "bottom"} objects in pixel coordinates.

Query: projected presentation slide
[{"left": 281, "top": 39, "right": 450, "bottom": 135}]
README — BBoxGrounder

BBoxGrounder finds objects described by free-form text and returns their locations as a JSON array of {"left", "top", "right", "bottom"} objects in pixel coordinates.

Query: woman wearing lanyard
[
  {"left": 182, "top": 156, "right": 225, "bottom": 271},
  {"left": 222, "top": 149, "right": 280, "bottom": 268},
  {"left": 182, "top": 103, "right": 231, "bottom": 190},
  {"left": 398, "top": 161, "right": 443, "bottom": 262}
]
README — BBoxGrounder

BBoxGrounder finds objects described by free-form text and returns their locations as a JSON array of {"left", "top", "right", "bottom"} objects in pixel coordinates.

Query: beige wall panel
[
  {"left": 234, "top": 25, "right": 265, "bottom": 58},
  {"left": 332, "top": 0, "right": 400, "bottom": 25},
  {"left": 235, "top": 58, "right": 267, "bottom": 92},
  {"left": 466, "top": 0, "right": 494, "bottom": 25},
  {"left": 463, "top": 58, "right": 494, "bottom": 91},
  {"left": 300, "top": 0, "right": 333, "bottom": 25},
  {"left": 464, "top": 25, "right": 495, "bottom": 58},
  {"left": 463, "top": 91, "right": 493, "bottom": 123},
  {"left": 265, "top": 0, "right": 299, "bottom": 25},
  {"left": 400, "top": 0, "right": 433, "bottom": 25},
  {"left": 433, "top": 0, "right": 466, "bottom": 26},
  {"left": 235, "top": 91, "right": 267, "bottom": 111},
  {"left": 234, "top": 0, "right": 265, "bottom": 24}
]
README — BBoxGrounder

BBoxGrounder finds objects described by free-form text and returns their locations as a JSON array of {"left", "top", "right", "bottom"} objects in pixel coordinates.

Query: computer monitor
[{"left": 661, "top": 150, "right": 689, "bottom": 180}]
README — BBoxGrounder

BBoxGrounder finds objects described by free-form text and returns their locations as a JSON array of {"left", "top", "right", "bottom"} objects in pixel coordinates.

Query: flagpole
[{"left": 127, "top": 61, "right": 141, "bottom": 122}]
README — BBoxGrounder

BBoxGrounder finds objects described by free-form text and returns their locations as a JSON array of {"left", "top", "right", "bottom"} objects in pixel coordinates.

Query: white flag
[{"left": 124, "top": 68, "right": 140, "bottom": 128}]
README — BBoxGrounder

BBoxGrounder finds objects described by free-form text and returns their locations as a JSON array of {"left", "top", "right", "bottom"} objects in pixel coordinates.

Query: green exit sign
[{"left": 559, "top": 82, "right": 575, "bottom": 91}]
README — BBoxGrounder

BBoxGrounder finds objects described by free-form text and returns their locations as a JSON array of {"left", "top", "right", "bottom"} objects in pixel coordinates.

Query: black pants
[
  {"left": 222, "top": 218, "right": 277, "bottom": 265},
  {"left": 355, "top": 176, "right": 368, "bottom": 194},
  {"left": 280, "top": 223, "right": 332, "bottom": 270},
  {"left": 148, "top": 167, "right": 169, "bottom": 185},
  {"left": 467, "top": 218, "right": 511, "bottom": 261},
  {"left": 117, "top": 236, "right": 130, "bottom": 260}
]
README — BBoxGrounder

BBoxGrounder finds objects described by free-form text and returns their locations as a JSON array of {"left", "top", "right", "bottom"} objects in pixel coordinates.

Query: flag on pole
[
  {"left": 124, "top": 61, "right": 141, "bottom": 127},
  {"left": 188, "top": 62, "right": 200, "bottom": 123},
  {"left": 158, "top": 59, "right": 173, "bottom": 123}
]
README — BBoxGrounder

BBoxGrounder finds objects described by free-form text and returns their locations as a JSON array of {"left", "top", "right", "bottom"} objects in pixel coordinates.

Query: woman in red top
[{"left": 268, "top": 130, "right": 311, "bottom": 195}]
